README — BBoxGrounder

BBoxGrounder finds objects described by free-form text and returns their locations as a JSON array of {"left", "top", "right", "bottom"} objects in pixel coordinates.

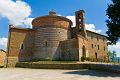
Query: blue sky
[
  {"left": 26, "top": 0, "right": 111, "bottom": 35},
  {"left": 0, "top": 0, "right": 111, "bottom": 37},
  {"left": 1, "top": 0, "right": 120, "bottom": 56}
]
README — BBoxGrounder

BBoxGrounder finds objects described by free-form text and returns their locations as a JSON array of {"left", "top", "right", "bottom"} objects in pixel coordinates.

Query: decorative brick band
[{"left": 32, "top": 16, "right": 72, "bottom": 30}]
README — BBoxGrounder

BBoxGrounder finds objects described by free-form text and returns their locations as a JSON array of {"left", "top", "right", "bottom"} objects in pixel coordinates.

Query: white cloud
[
  {"left": 0, "top": 37, "right": 8, "bottom": 51},
  {"left": 66, "top": 16, "right": 102, "bottom": 33},
  {"left": 66, "top": 16, "right": 76, "bottom": 27},
  {"left": 58, "top": 14, "right": 62, "bottom": 16},
  {"left": 0, "top": 0, "right": 33, "bottom": 28},
  {"left": 22, "top": 18, "right": 34, "bottom": 28},
  {"left": 85, "top": 24, "right": 102, "bottom": 33},
  {"left": 108, "top": 42, "right": 120, "bottom": 57}
]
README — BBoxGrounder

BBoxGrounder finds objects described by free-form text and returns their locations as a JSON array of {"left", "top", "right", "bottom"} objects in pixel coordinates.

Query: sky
[{"left": 0, "top": 0, "right": 120, "bottom": 56}]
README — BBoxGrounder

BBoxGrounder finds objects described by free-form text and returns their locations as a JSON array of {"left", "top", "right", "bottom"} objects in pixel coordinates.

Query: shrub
[
  {"left": 81, "top": 57, "right": 90, "bottom": 61},
  {"left": 85, "top": 57, "right": 90, "bottom": 61}
]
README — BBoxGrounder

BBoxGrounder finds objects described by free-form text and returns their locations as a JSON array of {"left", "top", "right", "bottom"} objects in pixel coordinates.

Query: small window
[
  {"left": 20, "top": 43, "right": 24, "bottom": 50},
  {"left": 95, "top": 52, "right": 97, "bottom": 59},
  {"left": 95, "top": 45, "right": 96, "bottom": 47},
  {"left": 98, "top": 45, "right": 99, "bottom": 50},
  {"left": 92, "top": 44, "right": 94, "bottom": 48},
  {"left": 45, "top": 41, "right": 48, "bottom": 47},
  {"left": 104, "top": 46, "right": 105, "bottom": 51}
]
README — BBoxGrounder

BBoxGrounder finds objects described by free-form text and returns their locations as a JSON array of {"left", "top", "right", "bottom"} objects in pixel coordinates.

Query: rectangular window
[
  {"left": 45, "top": 41, "right": 48, "bottom": 47},
  {"left": 20, "top": 43, "right": 24, "bottom": 50},
  {"left": 104, "top": 46, "right": 105, "bottom": 51},
  {"left": 95, "top": 45, "right": 96, "bottom": 47},
  {"left": 98, "top": 45, "right": 99, "bottom": 50},
  {"left": 92, "top": 44, "right": 94, "bottom": 48}
]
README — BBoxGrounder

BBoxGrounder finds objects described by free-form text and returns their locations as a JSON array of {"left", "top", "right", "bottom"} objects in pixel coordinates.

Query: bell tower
[{"left": 75, "top": 10, "right": 87, "bottom": 38}]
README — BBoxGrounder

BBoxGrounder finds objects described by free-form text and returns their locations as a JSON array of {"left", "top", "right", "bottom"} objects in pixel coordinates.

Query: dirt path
[{"left": 0, "top": 68, "right": 120, "bottom": 80}]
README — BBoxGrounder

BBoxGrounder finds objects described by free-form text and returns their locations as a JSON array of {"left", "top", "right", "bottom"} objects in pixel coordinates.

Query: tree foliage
[
  {"left": 108, "top": 50, "right": 117, "bottom": 61},
  {"left": 106, "top": 0, "right": 120, "bottom": 44}
]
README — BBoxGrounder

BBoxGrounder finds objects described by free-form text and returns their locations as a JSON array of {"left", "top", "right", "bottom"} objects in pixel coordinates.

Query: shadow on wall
[
  {"left": 60, "top": 39, "right": 79, "bottom": 61},
  {"left": 52, "top": 26, "right": 72, "bottom": 61},
  {"left": 64, "top": 69, "right": 120, "bottom": 77},
  {"left": 52, "top": 27, "right": 73, "bottom": 60},
  {"left": 18, "top": 31, "right": 34, "bottom": 62},
  {"left": 52, "top": 42, "right": 61, "bottom": 60}
]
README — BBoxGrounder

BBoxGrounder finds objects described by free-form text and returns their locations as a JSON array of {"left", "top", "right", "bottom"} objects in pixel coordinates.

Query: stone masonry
[
  {"left": 6, "top": 10, "right": 108, "bottom": 67},
  {"left": 0, "top": 49, "right": 6, "bottom": 66}
]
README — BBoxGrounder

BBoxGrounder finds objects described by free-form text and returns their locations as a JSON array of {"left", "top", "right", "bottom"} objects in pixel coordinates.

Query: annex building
[
  {"left": 6, "top": 10, "right": 108, "bottom": 67},
  {"left": 0, "top": 49, "right": 6, "bottom": 66}
]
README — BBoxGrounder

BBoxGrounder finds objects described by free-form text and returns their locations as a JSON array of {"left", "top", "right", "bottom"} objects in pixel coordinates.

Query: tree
[
  {"left": 106, "top": 0, "right": 120, "bottom": 44},
  {"left": 108, "top": 50, "right": 117, "bottom": 61}
]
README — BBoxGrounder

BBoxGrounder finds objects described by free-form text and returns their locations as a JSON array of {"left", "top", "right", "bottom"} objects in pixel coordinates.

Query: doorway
[
  {"left": 82, "top": 46, "right": 86, "bottom": 57},
  {"left": 95, "top": 52, "right": 97, "bottom": 59}
]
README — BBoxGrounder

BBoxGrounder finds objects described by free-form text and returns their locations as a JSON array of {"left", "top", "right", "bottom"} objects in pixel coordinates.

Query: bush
[
  {"left": 85, "top": 57, "right": 90, "bottom": 61},
  {"left": 81, "top": 57, "right": 90, "bottom": 61},
  {"left": 81, "top": 57, "right": 85, "bottom": 61}
]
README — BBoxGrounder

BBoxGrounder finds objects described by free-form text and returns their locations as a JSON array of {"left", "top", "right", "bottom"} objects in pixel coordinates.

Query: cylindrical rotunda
[{"left": 32, "top": 11, "right": 72, "bottom": 60}]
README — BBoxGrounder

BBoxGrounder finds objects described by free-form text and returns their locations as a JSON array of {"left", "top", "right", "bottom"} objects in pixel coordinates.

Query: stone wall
[
  {"left": 6, "top": 11, "right": 108, "bottom": 67},
  {"left": 33, "top": 27, "right": 70, "bottom": 60},
  {"left": 60, "top": 38, "right": 79, "bottom": 60},
  {"left": 78, "top": 35, "right": 89, "bottom": 60},
  {"left": 77, "top": 31, "right": 108, "bottom": 61},
  {"left": 32, "top": 16, "right": 72, "bottom": 30},
  {"left": 32, "top": 14, "right": 72, "bottom": 60},
  {"left": 86, "top": 31, "right": 108, "bottom": 61},
  {"left": 0, "top": 50, "right": 6, "bottom": 66},
  {"left": 16, "top": 62, "right": 120, "bottom": 74},
  {"left": 7, "top": 28, "right": 35, "bottom": 67}
]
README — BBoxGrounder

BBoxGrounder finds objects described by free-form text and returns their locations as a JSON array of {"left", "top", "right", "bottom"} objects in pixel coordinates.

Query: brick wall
[
  {"left": 16, "top": 62, "right": 120, "bottom": 74},
  {"left": 32, "top": 16, "right": 72, "bottom": 30},
  {"left": 77, "top": 35, "right": 89, "bottom": 60},
  {"left": 60, "top": 38, "right": 79, "bottom": 60},
  {"left": 32, "top": 15, "right": 72, "bottom": 60},
  {"left": 0, "top": 51, "right": 6, "bottom": 66},
  {"left": 86, "top": 31, "right": 108, "bottom": 61},
  {"left": 33, "top": 27, "right": 70, "bottom": 60},
  {"left": 71, "top": 27, "right": 108, "bottom": 61},
  {"left": 7, "top": 28, "right": 35, "bottom": 67}
]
